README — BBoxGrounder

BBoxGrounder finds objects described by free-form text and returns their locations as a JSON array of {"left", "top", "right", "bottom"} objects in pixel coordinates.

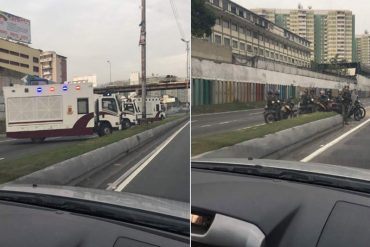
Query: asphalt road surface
[
  {"left": 279, "top": 108, "right": 370, "bottom": 169},
  {"left": 76, "top": 122, "right": 190, "bottom": 202},
  {"left": 191, "top": 108, "right": 264, "bottom": 137}
]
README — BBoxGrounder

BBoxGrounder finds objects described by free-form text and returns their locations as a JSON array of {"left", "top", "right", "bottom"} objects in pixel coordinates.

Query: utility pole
[
  {"left": 181, "top": 38, "right": 190, "bottom": 101},
  {"left": 107, "top": 60, "right": 111, "bottom": 84},
  {"left": 139, "top": 0, "right": 147, "bottom": 121}
]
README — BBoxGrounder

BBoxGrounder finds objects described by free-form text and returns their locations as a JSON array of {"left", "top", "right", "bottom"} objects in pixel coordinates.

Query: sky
[
  {"left": 0, "top": 0, "right": 190, "bottom": 84},
  {"left": 234, "top": 0, "right": 370, "bottom": 35}
]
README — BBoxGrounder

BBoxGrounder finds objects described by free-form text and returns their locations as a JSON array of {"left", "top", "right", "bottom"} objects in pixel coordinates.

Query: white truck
[
  {"left": 122, "top": 97, "right": 166, "bottom": 126},
  {"left": 3, "top": 83, "right": 127, "bottom": 142}
]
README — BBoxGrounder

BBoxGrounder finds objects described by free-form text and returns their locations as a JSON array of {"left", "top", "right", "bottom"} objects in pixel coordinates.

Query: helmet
[
  {"left": 275, "top": 90, "right": 280, "bottom": 95},
  {"left": 267, "top": 90, "right": 273, "bottom": 95},
  {"left": 320, "top": 90, "right": 325, "bottom": 95}
]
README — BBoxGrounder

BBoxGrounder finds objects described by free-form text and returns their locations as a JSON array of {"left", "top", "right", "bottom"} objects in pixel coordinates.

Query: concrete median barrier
[
  {"left": 198, "top": 115, "right": 343, "bottom": 159},
  {"left": 12, "top": 116, "right": 188, "bottom": 185}
]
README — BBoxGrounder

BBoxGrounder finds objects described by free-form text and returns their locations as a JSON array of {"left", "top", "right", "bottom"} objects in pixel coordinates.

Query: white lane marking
[
  {"left": 301, "top": 118, "right": 370, "bottom": 162},
  {"left": 0, "top": 158, "right": 4, "bottom": 161},
  {"left": 109, "top": 122, "right": 189, "bottom": 192},
  {"left": 200, "top": 124, "right": 212, "bottom": 128},
  {"left": 219, "top": 121, "right": 230, "bottom": 125},
  {"left": 238, "top": 123, "right": 266, "bottom": 130}
]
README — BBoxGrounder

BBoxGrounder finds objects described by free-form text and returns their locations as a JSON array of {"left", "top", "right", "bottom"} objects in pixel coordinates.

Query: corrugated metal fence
[{"left": 192, "top": 79, "right": 297, "bottom": 106}]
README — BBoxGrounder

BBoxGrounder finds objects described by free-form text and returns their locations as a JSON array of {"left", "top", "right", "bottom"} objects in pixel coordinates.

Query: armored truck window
[
  {"left": 102, "top": 98, "right": 118, "bottom": 112},
  {"left": 77, "top": 98, "right": 89, "bottom": 114}
]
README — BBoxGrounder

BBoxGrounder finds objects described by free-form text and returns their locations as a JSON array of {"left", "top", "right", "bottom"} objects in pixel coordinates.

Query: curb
[
  {"left": 196, "top": 114, "right": 343, "bottom": 159},
  {"left": 12, "top": 116, "right": 188, "bottom": 185}
]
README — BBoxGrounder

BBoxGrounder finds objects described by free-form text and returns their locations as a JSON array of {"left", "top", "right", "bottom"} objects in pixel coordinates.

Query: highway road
[
  {"left": 192, "top": 98, "right": 370, "bottom": 138},
  {"left": 191, "top": 108, "right": 264, "bottom": 137},
  {"left": 278, "top": 110, "right": 370, "bottom": 169},
  {"left": 76, "top": 121, "right": 190, "bottom": 202}
]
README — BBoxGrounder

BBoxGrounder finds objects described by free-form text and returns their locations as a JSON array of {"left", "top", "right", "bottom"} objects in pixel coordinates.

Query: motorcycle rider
[
  {"left": 274, "top": 90, "right": 282, "bottom": 119},
  {"left": 342, "top": 85, "right": 352, "bottom": 124},
  {"left": 267, "top": 90, "right": 274, "bottom": 108}
]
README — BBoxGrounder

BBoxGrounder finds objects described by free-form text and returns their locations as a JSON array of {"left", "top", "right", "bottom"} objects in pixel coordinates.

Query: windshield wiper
[
  {"left": 192, "top": 162, "right": 370, "bottom": 194},
  {"left": 0, "top": 190, "right": 189, "bottom": 236}
]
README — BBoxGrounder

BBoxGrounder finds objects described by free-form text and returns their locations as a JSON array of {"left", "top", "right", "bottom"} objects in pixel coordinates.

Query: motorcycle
[
  {"left": 298, "top": 96, "right": 316, "bottom": 114},
  {"left": 264, "top": 99, "right": 295, "bottom": 123}
]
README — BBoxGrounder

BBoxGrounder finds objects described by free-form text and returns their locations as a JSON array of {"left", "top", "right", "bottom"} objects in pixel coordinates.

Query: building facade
[
  {"left": 206, "top": 0, "right": 312, "bottom": 68},
  {"left": 356, "top": 32, "right": 370, "bottom": 66},
  {"left": 72, "top": 75, "right": 97, "bottom": 87},
  {"left": 0, "top": 38, "right": 41, "bottom": 75},
  {"left": 252, "top": 8, "right": 356, "bottom": 63},
  {"left": 39, "top": 51, "right": 67, "bottom": 82}
]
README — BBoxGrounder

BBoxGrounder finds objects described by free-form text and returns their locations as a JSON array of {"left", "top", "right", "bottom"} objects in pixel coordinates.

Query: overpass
[{"left": 93, "top": 82, "right": 189, "bottom": 94}]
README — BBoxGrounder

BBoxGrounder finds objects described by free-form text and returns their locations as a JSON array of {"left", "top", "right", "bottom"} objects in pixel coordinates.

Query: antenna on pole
[{"left": 139, "top": 0, "right": 147, "bottom": 121}]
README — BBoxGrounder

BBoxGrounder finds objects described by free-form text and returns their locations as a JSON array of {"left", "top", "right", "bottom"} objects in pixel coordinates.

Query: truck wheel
[
  {"left": 99, "top": 123, "right": 112, "bottom": 136},
  {"left": 122, "top": 119, "right": 131, "bottom": 129},
  {"left": 31, "top": 137, "right": 45, "bottom": 143}
]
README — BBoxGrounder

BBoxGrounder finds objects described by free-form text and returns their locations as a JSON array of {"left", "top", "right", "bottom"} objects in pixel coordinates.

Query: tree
[{"left": 191, "top": 0, "right": 216, "bottom": 38}]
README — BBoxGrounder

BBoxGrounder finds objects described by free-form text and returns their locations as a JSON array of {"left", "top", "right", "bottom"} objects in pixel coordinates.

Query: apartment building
[
  {"left": 0, "top": 38, "right": 41, "bottom": 75},
  {"left": 39, "top": 51, "right": 67, "bottom": 83},
  {"left": 206, "top": 0, "right": 312, "bottom": 68},
  {"left": 252, "top": 8, "right": 356, "bottom": 63},
  {"left": 356, "top": 32, "right": 370, "bottom": 66}
]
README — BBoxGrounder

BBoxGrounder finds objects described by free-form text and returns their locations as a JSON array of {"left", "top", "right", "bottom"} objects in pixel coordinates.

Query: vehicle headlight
[{"left": 272, "top": 101, "right": 275, "bottom": 104}]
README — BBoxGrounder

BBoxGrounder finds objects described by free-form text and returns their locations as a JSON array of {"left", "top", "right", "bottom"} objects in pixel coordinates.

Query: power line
[{"left": 169, "top": 0, "right": 186, "bottom": 39}]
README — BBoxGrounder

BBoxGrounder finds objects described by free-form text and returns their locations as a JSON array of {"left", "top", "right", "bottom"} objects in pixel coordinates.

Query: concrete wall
[
  {"left": 191, "top": 38, "right": 232, "bottom": 63},
  {"left": 192, "top": 58, "right": 361, "bottom": 90}
]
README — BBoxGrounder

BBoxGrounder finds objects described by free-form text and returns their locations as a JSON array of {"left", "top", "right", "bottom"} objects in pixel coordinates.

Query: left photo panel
[{"left": 0, "top": 0, "right": 190, "bottom": 246}]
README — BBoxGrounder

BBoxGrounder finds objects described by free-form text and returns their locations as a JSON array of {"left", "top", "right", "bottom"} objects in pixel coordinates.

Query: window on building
[
  {"left": 33, "top": 66, "right": 39, "bottom": 73},
  {"left": 246, "top": 30, "right": 251, "bottom": 36},
  {"left": 231, "top": 5, "right": 237, "bottom": 14},
  {"left": 231, "top": 23, "right": 237, "bottom": 31},
  {"left": 247, "top": 45, "right": 252, "bottom": 52},
  {"left": 0, "top": 48, "right": 9, "bottom": 54},
  {"left": 239, "top": 10, "right": 244, "bottom": 17},
  {"left": 33, "top": 57, "right": 39, "bottom": 63},
  {"left": 215, "top": 34, "right": 222, "bottom": 44},
  {"left": 9, "top": 51, "right": 19, "bottom": 56},
  {"left": 240, "top": 42, "right": 245, "bottom": 51},
  {"left": 253, "top": 32, "right": 258, "bottom": 39},
  {"left": 224, "top": 37, "right": 231, "bottom": 47},
  {"left": 239, "top": 26, "right": 244, "bottom": 34},
  {"left": 20, "top": 53, "right": 29, "bottom": 59},
  {"left": 77, "top": 98, "right": 89, "bottom": 114},
  {"left": 0, "top": 58, "right": 9, "bottom": 64},
  {"left": 20, "top": 64, "right": 29, "bottom": 68},
  {"left": 275, "top": 53, "right": 279, "bottom": 59},
  {"left": 9, "top": 61, "right": 20, "bottom": 66},
  {"left": 259, "top": 48, "right": 264, "bottom": 56},
  {"left": 266, "top": 51, "right": 269, "bottom": 57},
  {"left": 215, "top": 18, "right": 221, "bottom": 25},
  {"left": 223, "top": 20, "right": 230, "bottom": 28},
  {"left": 232, "top": 40, "right": 238, "bottom": 49}
]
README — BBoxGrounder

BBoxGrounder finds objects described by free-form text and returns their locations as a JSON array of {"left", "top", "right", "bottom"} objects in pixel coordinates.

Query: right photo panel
[{"left": 191, "top": 0, "right": 370, "bottom": 246}]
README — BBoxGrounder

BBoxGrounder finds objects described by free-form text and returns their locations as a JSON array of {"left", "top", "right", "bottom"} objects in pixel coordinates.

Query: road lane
[
  {"left": 191, "top": 108, "right": 264, "bottom": 137},
  {"left": 122, "top": 123, "right": 190, "bottom": 202}
]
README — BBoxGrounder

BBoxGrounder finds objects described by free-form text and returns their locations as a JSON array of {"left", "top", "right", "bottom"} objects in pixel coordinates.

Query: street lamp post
[
  {"left": 140, "top": 0, "right": 147, "bottom": 121},
  {"left": 181, "top": 38, "right": 190, "bottom": 84},
  {"left": 107, "top": 60, "right": 111, "bottom": 84}
]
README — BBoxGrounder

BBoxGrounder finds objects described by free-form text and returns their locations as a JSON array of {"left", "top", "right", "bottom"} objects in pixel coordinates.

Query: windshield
[
  {"left": 190, "top": 0, "right": 370, "bottom": 187},
  {"left": 0, "top": 0, "right": 190, "bottom": 240}
]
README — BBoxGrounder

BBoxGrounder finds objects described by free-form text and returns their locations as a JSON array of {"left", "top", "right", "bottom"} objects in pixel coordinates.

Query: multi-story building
[
  {"left": 72, "top": 75, "right": 97, "bottom": 87},
  {"left": 252, "top": 8, "right": 356, "bottom": 63},
  {"left": 39, "top": 51, "right": 67, "bottom": 82},
  {"left": 205, "top": 0, "right": 312, "bottom": 68},
  {"left": 356, "top": 32, "right": 370, "bottom": 66},
  {"left": 0, "top": 38, "right": 41, "bottom": 76}
]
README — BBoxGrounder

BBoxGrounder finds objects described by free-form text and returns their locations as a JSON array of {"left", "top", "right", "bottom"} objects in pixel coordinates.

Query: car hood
[
  {"left": 0, "top": 184, "right": 189, "bottom": 220},
  {"left": 193, "top": 157, "right": 370, "bottom": 183}
]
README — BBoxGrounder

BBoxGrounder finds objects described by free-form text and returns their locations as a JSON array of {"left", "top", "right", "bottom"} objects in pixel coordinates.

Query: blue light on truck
[
  {"left": 63, "top": 85, "right": 68, "bottom": 91},
  {"left": 37, "top": 87, "right": 42, "bottom": 93}
]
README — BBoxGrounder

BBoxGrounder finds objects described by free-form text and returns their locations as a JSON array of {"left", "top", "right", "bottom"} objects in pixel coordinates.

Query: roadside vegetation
[
  {"left": 192, "top": 112, "right": 337, "bottom": 156},
  {"left": 0, "top": 116, "right": 183, "bottom": 184},
  {"left": 192, "top": 101, "right": 267, "bottom": 114}
]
